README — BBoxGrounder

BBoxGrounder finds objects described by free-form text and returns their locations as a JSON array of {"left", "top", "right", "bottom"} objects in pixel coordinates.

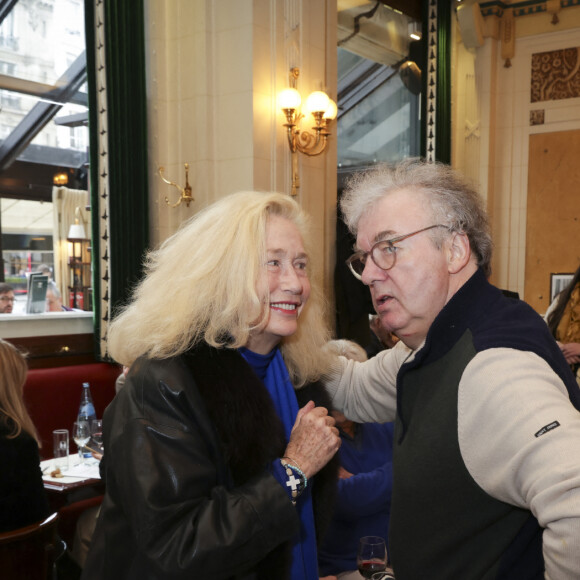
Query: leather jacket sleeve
[{"left": 94, "top": 356, "right": 299, "bottom": 579}]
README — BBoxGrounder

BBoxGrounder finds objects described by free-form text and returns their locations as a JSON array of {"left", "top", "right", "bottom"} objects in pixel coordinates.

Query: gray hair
[
  {"left": 340, "top": 158, "right": 493, "bottom": 277},
  {"left": 325, "top": 339, "right": 368, "bottom": 362}
]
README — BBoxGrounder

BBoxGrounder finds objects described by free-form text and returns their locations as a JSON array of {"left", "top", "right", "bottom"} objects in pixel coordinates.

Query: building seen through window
[{"left": 0, "top": 0, "right": 89, "bottom": 313}]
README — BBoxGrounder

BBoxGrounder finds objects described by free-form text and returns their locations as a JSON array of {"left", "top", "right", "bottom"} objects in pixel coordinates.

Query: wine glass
[
  {"left": 357, "top": 536, "right": 387, "bottom": 579},
  {"left": 73, "top": 420, "right": 90, "bottom": 464},
  {"left": 90, "top": 419, "right": 104, "bottom": 454}
]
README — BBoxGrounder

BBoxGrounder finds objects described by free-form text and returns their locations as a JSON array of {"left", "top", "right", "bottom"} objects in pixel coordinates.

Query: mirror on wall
[
  {"left": 334, "top": 0, "right": 423, "bottom": 345},
  {"left": 337, "top": 0, "right": 422, "bottom": 172},
  {"left": 0, "top": 0, "right": 90, "bottom": 318}
]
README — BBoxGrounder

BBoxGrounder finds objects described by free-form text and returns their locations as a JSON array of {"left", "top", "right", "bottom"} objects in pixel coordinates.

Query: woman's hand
[
  {"left": 284, "top": 400, "right": 341, "bottom": 479},
  {"left": 560, "top": 342, "right": 580, "bottom": 364}
]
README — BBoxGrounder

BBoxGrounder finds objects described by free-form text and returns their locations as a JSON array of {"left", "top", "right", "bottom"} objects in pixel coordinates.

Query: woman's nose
[{"left": 281, "top": 265, "right": 303, "bottom": 292}]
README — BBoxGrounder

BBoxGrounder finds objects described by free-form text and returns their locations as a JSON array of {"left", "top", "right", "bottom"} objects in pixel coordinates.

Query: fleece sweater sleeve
[
  {"left": 323, "top": 341, "right": 411, "bottom": 424},
  {"left": 458, "top": 348, "right": 580, "bottom": 580}
]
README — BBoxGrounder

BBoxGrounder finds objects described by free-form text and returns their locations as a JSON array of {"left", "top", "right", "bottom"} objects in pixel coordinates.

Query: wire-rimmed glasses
[{"left": 346, "top": 224, "right": 449, "bottom": 280}]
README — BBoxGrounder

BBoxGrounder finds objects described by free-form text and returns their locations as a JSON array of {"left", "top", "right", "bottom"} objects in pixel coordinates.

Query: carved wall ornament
[
  {"left": 472, "top": 1, "right": 579, "bottom": 62},
  {"left": 529, "top": 109, "right": 545, "bottom": 126},
  {"left": 531, "top": 47, "right": 580, "bottom": 103},
  {"left": 464, "top": 119, "right": 481, "bottom": 139},
  {"left": 501, "top": 9, "right": 515, "bottom": 68}
]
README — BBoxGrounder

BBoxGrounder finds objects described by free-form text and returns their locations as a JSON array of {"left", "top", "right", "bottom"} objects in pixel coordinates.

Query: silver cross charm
[{"left": 285, "top": 473, "right": 300, "bottom": 491}]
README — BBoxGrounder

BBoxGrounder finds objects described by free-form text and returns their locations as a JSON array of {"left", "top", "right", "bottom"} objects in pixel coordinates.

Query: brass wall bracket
[{"left": 159, "top": 163, "right": 194, "bottom": 208}]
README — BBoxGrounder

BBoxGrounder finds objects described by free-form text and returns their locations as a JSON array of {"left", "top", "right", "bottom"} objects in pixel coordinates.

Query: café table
[{"left": 40, "top": 455, "right": 104, "bottom": 512}]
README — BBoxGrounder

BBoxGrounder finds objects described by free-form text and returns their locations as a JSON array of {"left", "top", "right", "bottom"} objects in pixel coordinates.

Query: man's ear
[{"left": 447, "top": 232, "right": 472, "bottom": 274}]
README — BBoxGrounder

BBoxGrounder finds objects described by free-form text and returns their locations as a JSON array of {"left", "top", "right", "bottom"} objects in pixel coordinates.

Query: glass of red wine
[{"left": 357, "top": 535, "right": 387, "bottom": 578}]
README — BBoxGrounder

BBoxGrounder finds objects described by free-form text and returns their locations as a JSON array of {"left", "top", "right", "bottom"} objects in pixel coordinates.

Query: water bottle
[{"left": 78, "top": 382, "right": 97, "bottom": 458}]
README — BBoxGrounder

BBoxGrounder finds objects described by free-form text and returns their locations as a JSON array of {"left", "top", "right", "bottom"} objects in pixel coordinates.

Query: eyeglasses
[
  {"left": 0, "top": 296, "right": 15, "bottom": 303},
  {"left": 346, "top": 224, "right": 449, "bottom": 280}
]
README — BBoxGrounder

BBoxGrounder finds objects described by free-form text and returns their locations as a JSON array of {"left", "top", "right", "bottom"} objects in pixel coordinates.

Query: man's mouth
[{"left": 375, "top": 294, "right": 393, "bottom": 307}]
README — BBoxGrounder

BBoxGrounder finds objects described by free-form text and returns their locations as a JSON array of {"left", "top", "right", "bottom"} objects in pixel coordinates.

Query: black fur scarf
[{"left": 183, "top": 342, "right": 339, "bottom": 579}]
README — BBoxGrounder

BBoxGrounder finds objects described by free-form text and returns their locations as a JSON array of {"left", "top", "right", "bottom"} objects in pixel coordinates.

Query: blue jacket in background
[{"left": 318, "top": 421, "right": 394, "bottom": 576}]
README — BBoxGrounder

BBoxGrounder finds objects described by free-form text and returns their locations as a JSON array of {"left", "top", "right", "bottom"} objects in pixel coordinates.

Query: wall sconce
[
  {"left": 67, "top": 207, "right": 87, "bottom": 241},
  {"left": 159, "top": 163, "right": 194, "bottom": 208},
  {"left": 278, "top": 67, "right": 337, "bottom": 195}
]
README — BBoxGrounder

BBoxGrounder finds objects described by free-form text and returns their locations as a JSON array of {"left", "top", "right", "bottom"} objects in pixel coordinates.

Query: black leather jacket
[{"left": 82, "top": 343, "right": 338, "bottom": 580}]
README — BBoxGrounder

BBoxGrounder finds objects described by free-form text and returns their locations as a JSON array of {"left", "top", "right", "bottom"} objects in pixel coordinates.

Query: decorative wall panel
[
  {"left": 426, "top": 0, "right": 437, "bottom": 161},
  {"left": 93, "top": 0, "right": 111, "bottom": 359},
  {"left": 531, "top": 46, "right": 580, "bottom": 103}
]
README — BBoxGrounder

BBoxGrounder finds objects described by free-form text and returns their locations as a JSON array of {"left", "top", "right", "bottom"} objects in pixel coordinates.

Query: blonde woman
[
  {"left": 0, "top": 339, "right": 50, "bottom": 532},
  {"left": 546, "top": 265, "right": 580, "bottom": 375},
  {"left": 83, "top": 191, "right": 341, "bottom": 580}
]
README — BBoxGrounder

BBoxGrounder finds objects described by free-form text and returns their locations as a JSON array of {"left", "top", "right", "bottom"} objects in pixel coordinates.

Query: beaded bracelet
[
  {"left": 280, "top": 458, "right": 308, "bottom": 505},
  {"left": 282, "top": 457, "right": 308, "bottom": 489}
]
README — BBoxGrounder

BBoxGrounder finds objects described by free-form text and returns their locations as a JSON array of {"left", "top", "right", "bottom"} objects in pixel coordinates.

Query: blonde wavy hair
[
  {"left": 107, "top": 191, "right": 332, "bottom": 386},
  {"left": 0, "top": 339, "right": 41, "bottom": 447}
]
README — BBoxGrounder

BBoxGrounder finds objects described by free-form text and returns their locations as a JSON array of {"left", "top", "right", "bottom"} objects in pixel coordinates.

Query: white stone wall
[{"left": 144, "top": 0, "right": 337, "bottom": 300}]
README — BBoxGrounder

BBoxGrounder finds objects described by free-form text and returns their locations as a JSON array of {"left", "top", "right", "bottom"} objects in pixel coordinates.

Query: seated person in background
[
  {"left": 0, "top": 283, "right": 15, "bottom": 314},
  {"left": 114, "top": 365, "right": 130, "bottom": 394},
  {"left": 46, "top": 282, "right": 74, "bottom": 312},
  {"left": 319, "top": 340, "right": 394, "bottom": 580},
  {"left": 365, "top": 315, "right": 398, "bottom": 358},
  {"left": 36, "top": 263, "right": 53, "bottom": 280},
  {"left": 545, "top": 265, "right": 580, "bottom": 376},
  {"left": 0, "top": 339, "right": 50, "bottom": 532},
  {"left": 72, "top": 449, "right": 103, "bottom": 568}
]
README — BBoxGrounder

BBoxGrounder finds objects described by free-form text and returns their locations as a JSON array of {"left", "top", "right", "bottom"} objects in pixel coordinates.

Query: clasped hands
[
  {"left": 558, "top": 341, "right": 580, "bottom": 365},
  {"left": 284, "top": 400, "right": 341, "bottom": 479}
]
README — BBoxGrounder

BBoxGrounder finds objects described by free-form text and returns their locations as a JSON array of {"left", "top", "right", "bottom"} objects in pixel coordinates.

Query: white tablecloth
[{"left": 41, "top": 455, "right": 101, "bottom": 484}]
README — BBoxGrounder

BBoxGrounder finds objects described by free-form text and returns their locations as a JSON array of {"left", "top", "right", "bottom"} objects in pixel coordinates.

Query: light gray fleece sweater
[{"left": 324, "top": 272, "right": 580, "bottom": 579}]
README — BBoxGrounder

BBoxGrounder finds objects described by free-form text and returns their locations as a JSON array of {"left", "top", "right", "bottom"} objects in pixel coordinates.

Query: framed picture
[{"left": 550, "top": 273, "right": 574, "bottom": 303}]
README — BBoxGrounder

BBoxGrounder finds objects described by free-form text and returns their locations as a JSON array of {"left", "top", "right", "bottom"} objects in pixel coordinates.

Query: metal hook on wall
[{"left": 158, "top": 163, "right": 194, "bottom": 208}]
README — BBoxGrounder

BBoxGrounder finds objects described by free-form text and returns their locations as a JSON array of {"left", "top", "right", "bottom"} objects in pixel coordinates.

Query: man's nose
[{"left": 361, "top": 257, "right": 385, "bottom": 285}]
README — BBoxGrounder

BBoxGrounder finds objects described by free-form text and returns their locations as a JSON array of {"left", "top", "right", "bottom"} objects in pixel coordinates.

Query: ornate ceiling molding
[{"left": 465, "top": 0, "right": 580, "bottom": 67}]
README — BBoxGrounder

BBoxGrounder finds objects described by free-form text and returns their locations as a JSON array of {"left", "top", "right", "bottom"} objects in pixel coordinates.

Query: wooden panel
[
  {"left": 6, "top": 334, "right": 96, "bottom": 369},
  {"left": 525, "top": 130, "right": 580, "bottom": 314}
]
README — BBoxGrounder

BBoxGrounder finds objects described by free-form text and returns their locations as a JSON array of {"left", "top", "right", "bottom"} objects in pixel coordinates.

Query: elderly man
[
  {"left": 325, "top": 159, "right": 580, "bottom": 579},
  {"left": 0, "top": 283, "right": 15, "bottom": 314},
  {"left": 45, "top": 282, "right": 73, "bottom": 312}
]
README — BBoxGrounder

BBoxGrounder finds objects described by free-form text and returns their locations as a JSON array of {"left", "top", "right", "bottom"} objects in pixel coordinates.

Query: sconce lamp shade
[
  {"left": 278, "top": 88, "right": 302, "bottom": 111},
  {"left": 67, "top": 222, "right": 86, "bottom": 240},
  {"left": 304, "top": 91, "right": 330, "bottom": 115},
  {"left": 323, "top": 99, "right": 338, "bottom": 120}
]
